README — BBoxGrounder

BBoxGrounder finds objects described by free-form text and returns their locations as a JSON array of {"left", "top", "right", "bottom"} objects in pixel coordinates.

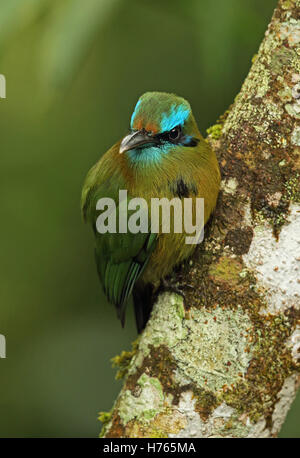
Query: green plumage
[
  {"left": 81, "top": 92, "right": 220, "bottom": 332},
  {"left": 82, "top": 173, "right": 157, "bottom": 327}
]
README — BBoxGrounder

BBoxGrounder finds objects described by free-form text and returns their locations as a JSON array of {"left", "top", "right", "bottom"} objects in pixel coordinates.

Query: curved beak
[{"left": 119, "top": 130, "right": 158, "bottom": 154}]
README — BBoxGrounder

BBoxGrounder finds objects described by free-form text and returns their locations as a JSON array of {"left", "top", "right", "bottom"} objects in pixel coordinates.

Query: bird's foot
[{"left": 160, "top": 277, "right": 187, "bottom": 302}]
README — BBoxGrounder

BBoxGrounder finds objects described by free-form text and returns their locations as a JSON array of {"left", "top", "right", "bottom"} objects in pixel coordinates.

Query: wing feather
[{"left": 82, "top": 152, "right": 157, "bottom": 327}]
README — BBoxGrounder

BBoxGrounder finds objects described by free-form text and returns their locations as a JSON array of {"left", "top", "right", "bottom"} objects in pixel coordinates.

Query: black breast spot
[{"left": 172, "top": 179, "right": 197, "bottom": 198}]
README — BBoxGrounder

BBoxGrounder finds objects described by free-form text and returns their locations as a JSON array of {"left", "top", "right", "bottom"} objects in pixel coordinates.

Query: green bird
[{"left": 81, "top": 92, "right": 220, "bottom": 333}]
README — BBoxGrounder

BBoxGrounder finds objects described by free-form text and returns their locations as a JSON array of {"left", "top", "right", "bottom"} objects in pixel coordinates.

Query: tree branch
[{"left": 103, "top": 0, "right": 300, "bottom": 438}]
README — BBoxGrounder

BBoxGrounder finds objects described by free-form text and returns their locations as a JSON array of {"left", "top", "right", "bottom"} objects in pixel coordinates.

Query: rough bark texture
[{"left": 102, "top": 0, "right": 300, "bottom": 438}]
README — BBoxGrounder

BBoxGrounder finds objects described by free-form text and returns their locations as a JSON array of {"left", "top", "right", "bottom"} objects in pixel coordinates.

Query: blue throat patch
[{"left": 127, "top": 143, "right": 174, "bottom": 166}]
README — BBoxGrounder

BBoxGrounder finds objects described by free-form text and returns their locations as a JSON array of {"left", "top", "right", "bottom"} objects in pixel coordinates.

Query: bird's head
[{"left": 120, "top": 92, "right": 202, "bottom": 166}]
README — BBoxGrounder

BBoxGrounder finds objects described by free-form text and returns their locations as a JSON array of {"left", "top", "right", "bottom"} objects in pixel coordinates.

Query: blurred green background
[{"left": 0, "top": 0, "right": 298, "bottom": 438}]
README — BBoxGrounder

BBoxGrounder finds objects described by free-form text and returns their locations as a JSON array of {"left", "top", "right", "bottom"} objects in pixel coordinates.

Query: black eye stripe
[
  {"left": 154, "top": 127, "right": 199, "bottom": 148},
  {"left": 181, "top": 136, "right": 199, "bottom": 147},
  {"left": 128, "top": 125, "right": 199, "bottom": 148}
]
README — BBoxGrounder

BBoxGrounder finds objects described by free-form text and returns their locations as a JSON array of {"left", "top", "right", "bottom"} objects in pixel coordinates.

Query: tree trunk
[{"left": 103, "top": 0, "right": 300, "bottom": 438}]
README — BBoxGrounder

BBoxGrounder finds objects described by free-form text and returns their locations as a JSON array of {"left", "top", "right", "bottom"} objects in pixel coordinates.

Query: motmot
[{"left": 81, "top": 92, "right": 220, "bottom": 333}]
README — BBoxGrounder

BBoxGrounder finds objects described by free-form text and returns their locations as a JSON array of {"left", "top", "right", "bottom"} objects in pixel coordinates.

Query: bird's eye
[{"left": 168, "top": 126, "right": 181, "bottom": 142}]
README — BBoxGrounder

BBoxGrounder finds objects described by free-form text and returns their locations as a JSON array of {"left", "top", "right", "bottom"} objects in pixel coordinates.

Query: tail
[{"left": 132, "top": 283, "right": 154, "bottom": 334}]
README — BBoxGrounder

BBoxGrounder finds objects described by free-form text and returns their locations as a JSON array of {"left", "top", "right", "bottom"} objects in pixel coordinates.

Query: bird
[{"left": 81, "top": 91, "right": 220, "bottom": 333}]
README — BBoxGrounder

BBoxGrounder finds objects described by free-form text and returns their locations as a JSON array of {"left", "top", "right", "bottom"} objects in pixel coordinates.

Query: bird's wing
[
  {"left": 95, "top": 225, "right": 157, "bottom": 327},
  {"left": 81, "top": 165, "right": 157, "bottom": 326}
]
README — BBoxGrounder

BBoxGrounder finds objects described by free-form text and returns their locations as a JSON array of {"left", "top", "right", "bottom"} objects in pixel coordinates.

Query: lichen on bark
[{"left": 102, "top": 0, "right": 300, "bottom": 438}]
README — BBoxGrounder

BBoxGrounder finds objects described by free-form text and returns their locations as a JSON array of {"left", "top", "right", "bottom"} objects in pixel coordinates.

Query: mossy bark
[{"left": 103, "top": 0, "right": 300, "bottom": 438}]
